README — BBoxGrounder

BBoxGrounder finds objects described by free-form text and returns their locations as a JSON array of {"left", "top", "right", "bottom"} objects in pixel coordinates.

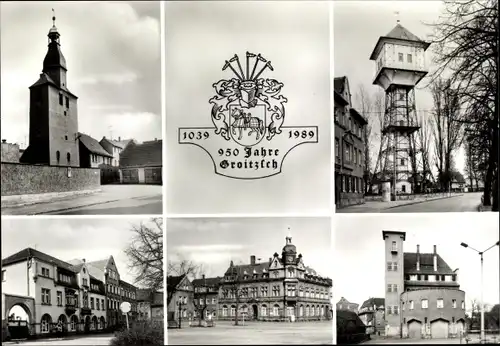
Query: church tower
[{"left": 20, "top": 12, "right": 80, "bottom": 167}]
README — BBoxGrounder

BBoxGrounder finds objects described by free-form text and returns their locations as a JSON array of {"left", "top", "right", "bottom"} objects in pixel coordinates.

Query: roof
[
  {"left": 78, "top": 133, "right": 113, "bottom": 157},
  {"left": 119, "top": 279, "right": 136, "bottom": 289},
  {"left": 119, "top": 140, "right": 162, "bottom": 168},
  {"left": 369, "top": 23, "right": 431, "bottom": 60},
  {"left": 137, "top": 289, "right": 153, "bottom": 301},
  {"left": 349, "top": 107, "right": 368, "bottom": 126},
  {"left": 360, "top": 298, "right": 385, "bottom": 310},
  {"left": 337, "top": 297, "right": 358, "bottom": 305},
  {"left": 167, "top": 274, "right": 186, "bottom": 291},
  {"left": 224, "top": 260, "right": 273, "bottom": 278},
  {"left": 382, "top": 230, "right": 406, "bottom": 241},
  {"left": 29, "top": 73, "right": 77, "bottom": 98},
  {"left": 86, "top": 259, "right": 108, "bottom": 271},
  {"left": 192, "top": 277, "right": 222, "bottom": 287},
  {"left": 450, "top": 171, "right": 466, "bottom": 184},
  {"left": 109, "top": 138, "right": 134, "bottom": 149},
  {"left": 3, "top": 248, "right": 79, "bottom": 274},
  {"left": 404, "top": 252, "right": 456, "bottom": 275}
]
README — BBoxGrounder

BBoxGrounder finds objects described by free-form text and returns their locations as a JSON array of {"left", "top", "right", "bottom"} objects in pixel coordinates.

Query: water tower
[{"left": 369, "top": 21, "right": 430, "bottom": 199}]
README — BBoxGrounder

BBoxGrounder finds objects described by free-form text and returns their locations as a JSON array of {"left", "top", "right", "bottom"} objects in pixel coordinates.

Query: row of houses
[
  {"left": 167, "top": 236, "right": 333, "bottom": 326},
  {"left": 1, "top": 248, "right": 163, "bottom": 340}
]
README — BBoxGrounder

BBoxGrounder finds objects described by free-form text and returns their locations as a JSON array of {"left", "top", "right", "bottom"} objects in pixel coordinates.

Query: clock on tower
[{"left": 287, "top": 255, "right": 294, "bottom": 263}]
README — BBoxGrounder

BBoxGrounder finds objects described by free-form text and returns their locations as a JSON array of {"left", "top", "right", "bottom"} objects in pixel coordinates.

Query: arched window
[
  {"left": 99, "top": 317, "right": 105, "bottom": 329},
  {"left": 299, "top": 305, "right": 304, "bottom": 317},
  {"left": 230, "top": 305, "right": 236, "bottom": 316},
  {"left": 316, "top": 306, "right": 320, "bottom": 316},
  {"left": 306, "top": 305, "right": 310, "bottom": 317},
  {"left": 70, "top": 315, "right": 78, "bottom": 331},
  {"left": 273, "top": 304, "right": 279, "bottom": 317},
  {"left": 67, "top": 152, "right": 71, "bottom": 163},
  {"left": 56, "top": 151, "right": 60, "bottom": 163},
  {"left": 261, "top": 305, "right": 267, "bottom": 317},
  {"left": 41, "top": 314, "right": 52, "bottom": 333},
  {"left": 222, "top": 305, "right": 228, "bottom": 317}
]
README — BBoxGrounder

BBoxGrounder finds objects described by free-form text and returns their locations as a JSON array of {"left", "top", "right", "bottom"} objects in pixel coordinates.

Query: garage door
[
  {"left": 145, "top": 167, "right": 162, "bottom": 184},
  {"left": 408, "top": 320, "right": 422, "bottom": 339},
  {"left": 431, "top": 319, "right": 449, "bottom": 339},
  {"left": 122, "top": 169, "right": 139, "bottom": 184}
]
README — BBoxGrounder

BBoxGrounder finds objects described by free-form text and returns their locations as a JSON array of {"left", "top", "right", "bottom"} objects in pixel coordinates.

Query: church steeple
[{"left": 43, "top": 9, "right": 67, "bottom": 87}]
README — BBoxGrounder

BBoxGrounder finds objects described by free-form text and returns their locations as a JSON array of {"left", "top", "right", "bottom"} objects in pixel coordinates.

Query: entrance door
[
  {"left": 252, "top": 305, "right": 258, "bottom": 320},
  {"left": 122, "top": 169, "right": 139, "bottom": 184},
  {"left": 431, "top": 320, "right": 449, "bottom": 339},
  {"left": 408, "top": 320, "right": 422, "bottom": 339},
  {"left": 286, "top": 306, "right": 295, "bottom": 317},
  {"left": 145, "top": 167, "right": 162, "bottom": 184}
]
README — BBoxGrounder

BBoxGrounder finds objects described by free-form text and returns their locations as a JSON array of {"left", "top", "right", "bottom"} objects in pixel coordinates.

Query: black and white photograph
[
  {"left": 166, "top": 217, "right": 334, "bottom": 344},
  {"left": 333, "top": 0, "right": 499, "bottom": 213},
  {"left": 165, "top": 1, "right": 331, "bottom": 215},
  {"left": 335, "top": 213, "right": 499, "bottom": 344},
  {"left": 1, "top": 217, "right": 164, "bottom": 345},
  {"left": 0, "top": 2, "right": 162, "bottom": 215}
]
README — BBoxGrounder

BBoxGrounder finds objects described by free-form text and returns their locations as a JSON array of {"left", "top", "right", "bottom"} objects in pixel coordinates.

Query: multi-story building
[
  {"left": 218, "top": 236, "right": 332, "bottom": 322},
  {"left": 84, "top": 256, "right": 123, "bottom": 329},
  {"left": 20, "top": 16, "right": 80, "bottom": 167},
  {"left": 192, "top": 276, "right": 221, "bottom": 320},
  {"left": 383, "top": 231, "right": 466, "bottom": 339},
  {"left": 334, "top": 76, "right": 368, "bottom": 208},
  {"left": 118, "top": 279, "right": 138, "bottom": 324},
  {"left": 1, "top": 140, "right": 21, "bottom": 163},
  {"left": 167, "top": 274, "right": 195, "bottom": 325},
  {"left": 336, "top": 297, "right": 359, "bottom": 312},
  {"left": 99, "top": 137, "right": 135, "bottom": 167},
  {"left": 358, "top": 297, "right": 385, "bottom": 335},
  {"left": 1, "top": 248, "right": 106, "bottom": 337}
]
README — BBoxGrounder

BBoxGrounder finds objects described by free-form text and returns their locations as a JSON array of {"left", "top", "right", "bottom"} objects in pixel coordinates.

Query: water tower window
[
  {"left": 67, "top": 153, "right": 71, "bottom": 163},
  {"left": 392, "top": 241, "right": 397, "bottom": 251},
  {"left": 398, "top": 53, "right": 404, "bottom": 62},
  {"left": 407, "top": 54, "right": 412, "bottom": 63},
  {"left": 401, "top": 158, "right": 406, "bottom": 166},
  {"left": 56, "top": 150, "right": 60, "bottom": 162},
  {"left": 65, "top": 97, "right": 69, "bottom": 108},
  {"left": 59, "top": 94, "right": 64, "bottom": 105},
  {"left": 65, "top": 135, "right": 68, "bottom": 140}
]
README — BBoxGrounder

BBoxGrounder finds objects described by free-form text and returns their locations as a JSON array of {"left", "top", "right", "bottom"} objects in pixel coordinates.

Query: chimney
[
  {"left": 250, "top": 255, "right": 256, "bottom": 265},
  {"left": 202, "top": 274, "right": 205, "bottom": 279},
  {"left": 416, "top": 245, "right": 420, "bottom": 271},
  {"left": 433, "top": 245, "right": 437, "bottom": 271},
  {"left": 82, "top": 258, "right": 86, "bottom": 263},
  {"left": 118, "top": 136, "right": 121, "bottom": 141},
  {"left": 269, "top": 257, "right": 272, "bottom": 263}
]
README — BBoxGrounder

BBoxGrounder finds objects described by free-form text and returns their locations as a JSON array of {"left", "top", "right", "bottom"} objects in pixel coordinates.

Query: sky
[
  {"left": 167, "top": 217, "right": 332, "bottom": 282},
  {"left": 1, "top": 217, "right": 158, "bottom": 286},
  {"left": 0, "top": 1, "right": 161, "bottom": 147},
  {"left": 333, "top": 0, "right": 466, "bottom": 175},
  {"left": 165, "top": 1, "right": 331, "bottom": 214},
  {"left": 335, "top": 213, "right": 500, "bottom": 312}
]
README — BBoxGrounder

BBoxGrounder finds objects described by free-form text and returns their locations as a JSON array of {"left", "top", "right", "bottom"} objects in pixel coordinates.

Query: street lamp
[
  {"left": 460, "top": 241, "right": 500, "bottom": 343},
  {"left": 177, "top": 299, "right": 186, "bottom": 329}
]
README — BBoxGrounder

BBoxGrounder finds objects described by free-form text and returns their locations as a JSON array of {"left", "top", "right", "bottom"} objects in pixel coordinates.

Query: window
[
  {"left": 400, "top": 158, "right": 405, "bottom": 166},
  {"left": 387, "top": 284, "right": 398, "bottom": 293},
  {"left": 1, "top": 270, "right": 5, "bottom": 282},
  {"left": 398, "top": 53, "right": 403, "bottom": 62},
  {"left": 91, "top": 297, "right": 94, "bottom": 309},
  {"left": 409, "top": 300, "right": 414, "bottom": 310},
  {"left": 42, "top": 267, "right": 50, "bottom": 277},
  {"left": 392, "top": 241, "right": 397, "bottom": 251},
  {"left": 437, "top": 299, "right": 444, "bottom": 309},
  {"left": 56, "top": 151, "right": 60, "bottom": 162},
  {"left": 82, "top": 278, "right": 88, "bottom": 286},
  {"left": 452, "top": 299, "right": 457, "bottom": 308},
  {"left": 344, "top": 143, "right": 351, "bottom": 162},
  {"left": 59, "top": 94, "right": 64, "bottom": 105},
  {"left": 65, "top": 96, "right": 69, "bottom": 108},
  {"left": 387, "top": 306, "right": 392, "bottom": 315},
  {"left": 65, "top": 135, "right": 68, "bottom": 140},
  {"left": 335, "top": 138, "right": 339, "bottom": 158},
  {"left": 97, "top": 299, "right": 100, "bottom": 310},
  {"left": 421, "top": 299, "right": 428, "bottom": 309},
  {"left": 273, "top": 304, "right": 279, "bottom": 316},
  {"left": 57, "top": 291, "right": 63, "bottom": 306},
  {"left": 393, "top": 306, "right": 399, "bottom": 315},
  {"left": 407, "top": 54, "right": 412, "bottom": 63},
  {"left": 41, "top": 314, "right": 51, "bottom": 333},
  {"left": 42, "top": 288, "right": 51, "bottom": 304}
]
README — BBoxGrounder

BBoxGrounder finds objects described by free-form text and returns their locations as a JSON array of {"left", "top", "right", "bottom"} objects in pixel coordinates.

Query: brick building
[
  {"left": 334, "top": 76, "right": 368, "bottom": 208},
  {"left": 119, "top": 139, "right": 162, "bottom": 184},
  {"left": 383, "top": 231, "right": 466, "bottom": 339},
  {"left": 192, "top": 276, "right": 221, "bottom": 320},
  {"left": 218, "top": 236, "right": 332, "bottom": 322}
]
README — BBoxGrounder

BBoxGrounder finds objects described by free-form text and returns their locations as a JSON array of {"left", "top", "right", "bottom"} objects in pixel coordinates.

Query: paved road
[
  {"left": 2, "top": 185, "right": 162, "bottom": 215},
  {"left": 4, "top": 334, "right": 113, "bottom": 345},
  {"left": 46, "top": 194, "right": 162, "bottom": 215},
  {"left": 362, "top": 337, "right": 462, "bottom": 344},
  {"left": 168, "top": 321, "right": 333, "bottom": 344},
  {"left": 381, "top": 192, "right": 482, "bottom": 213}
]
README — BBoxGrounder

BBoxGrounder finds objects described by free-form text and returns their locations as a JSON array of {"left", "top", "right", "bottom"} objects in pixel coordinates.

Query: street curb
[
  {"left": 385, "top": 194, "right": 464, "bottom": 210},
  {"left": 1, "top": 189, "right": 102, "bottom": 208},
  {"left": 29, "top": 194, "right": 160, "bottom": 215}
]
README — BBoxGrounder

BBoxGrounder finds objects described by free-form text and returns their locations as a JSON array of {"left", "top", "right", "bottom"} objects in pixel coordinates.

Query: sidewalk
[
  {"left": 1, "top": 184, "right": 162, "bottom": 215},
  {"left": 337, "top": 193, "right": 464, "bottom": 213}
]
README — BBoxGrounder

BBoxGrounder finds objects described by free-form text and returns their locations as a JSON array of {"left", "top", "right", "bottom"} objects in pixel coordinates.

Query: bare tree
[
  {"left": 370, "top": 91, "right": 387, "bottom": 191},
  {"left": 125, "top": 218, "right": 163, "bottom": 291},
  {"left": 430, "top": 78, "right": 464, "bottom": 191},
  {"left": 426, "top": 0, "right": 498, "bottom": 209},
  {"left": 355, "top": 85, "right": 374, "bottom": 193},
  {"left": 416, "top": 113, "right": 434, "bottom": 191}
]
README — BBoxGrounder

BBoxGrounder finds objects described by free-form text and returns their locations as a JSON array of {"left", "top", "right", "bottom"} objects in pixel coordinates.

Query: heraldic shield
[{"left": 228, "top": 101, "right": 267, "bottom": 147}]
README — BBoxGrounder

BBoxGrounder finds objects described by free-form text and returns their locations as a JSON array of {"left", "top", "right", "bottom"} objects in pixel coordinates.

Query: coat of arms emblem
[{"left": 179, "top": 52, "right": 318, "bottom": 180}]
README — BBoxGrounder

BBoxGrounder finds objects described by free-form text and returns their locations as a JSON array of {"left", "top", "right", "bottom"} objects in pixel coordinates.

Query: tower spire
[
  {"left": 394, "top": 11, "right": 400, "bottom": 24},
  {"left": 52, "top": 8, "right": 56, "bottom": 27}
]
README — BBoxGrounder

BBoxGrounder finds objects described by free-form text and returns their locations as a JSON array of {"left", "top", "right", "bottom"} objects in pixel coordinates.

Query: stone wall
[
  {"left": 1, "top": 142, "right": 20, "bottom": 163},
  {"left": 1, "top": 162, "right": 100, "bottom": 196}
]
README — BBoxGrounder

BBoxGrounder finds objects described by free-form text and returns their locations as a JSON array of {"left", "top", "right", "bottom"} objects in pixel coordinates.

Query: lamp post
[
  {"left": 177, "top": 299, "right": 185, "bottom": 329},
  {"left": 460, "top": 241, "right": 500, "bottom": 343}
]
